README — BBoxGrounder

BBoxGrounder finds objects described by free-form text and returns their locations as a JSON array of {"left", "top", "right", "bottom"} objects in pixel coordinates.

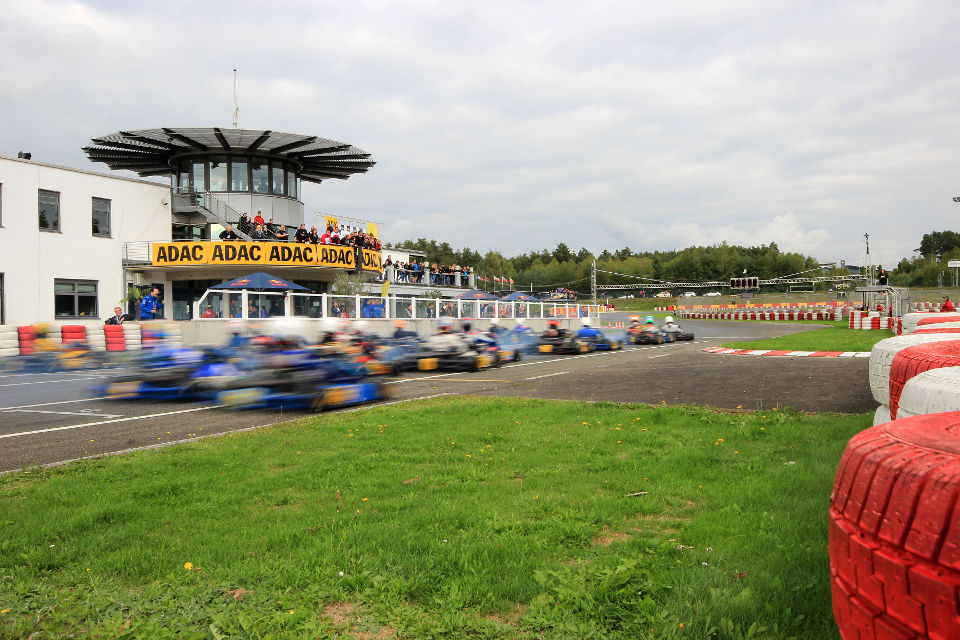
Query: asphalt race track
[{"left": 0, "top": 316, "right": 874, "bottom": 473}]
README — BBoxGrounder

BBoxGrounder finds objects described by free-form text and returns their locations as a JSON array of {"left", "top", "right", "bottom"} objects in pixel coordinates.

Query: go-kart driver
[
  {"left": 643, "top": 316, "right": 661, "bottom": 334},
  {"left": 392, "top": 319, "right": 418, "bottom": 339},
  {"left": 661, "top": 315, "right": 681, "bottom": 336},
  {"left": 488, "top": 318, "right": 507, "bottom": 337},
  {"left": 542, "top": 319, "right": 564, "bottom": 339},
  {"left": 576, "top": 317, "right": 602, "bottom": 340},
  {"left": 426, "top": 317, "right": 468, "bottom": 353}
]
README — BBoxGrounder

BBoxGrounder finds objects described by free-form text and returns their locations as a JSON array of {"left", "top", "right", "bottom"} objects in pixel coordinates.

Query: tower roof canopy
[{"left": 83, "top": 127, "right": 375, "bottom": 183}]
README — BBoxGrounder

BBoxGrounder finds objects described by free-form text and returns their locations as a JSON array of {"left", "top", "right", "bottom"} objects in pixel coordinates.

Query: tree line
[
  {"left": 393, "top": 238, "right": 820, "bottom": 292},
  {"left": 888, "top": 230, "right": 960, "bottom": 287}
]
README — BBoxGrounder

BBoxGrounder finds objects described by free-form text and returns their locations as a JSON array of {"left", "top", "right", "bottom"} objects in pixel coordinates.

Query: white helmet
[
  {"left": 581, "top": 317, "right": 592, "bottom": 327},
  {"left": 489, "top": 318, "right": 500, "bottom": 326},
  {"left": 665, "top": 316, "right": 675, "bottom": 324}
]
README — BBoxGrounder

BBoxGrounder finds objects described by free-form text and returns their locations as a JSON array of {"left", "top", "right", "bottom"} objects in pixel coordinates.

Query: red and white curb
[{"left": 702, "top": 347, "right": 870, "bottom": 357}]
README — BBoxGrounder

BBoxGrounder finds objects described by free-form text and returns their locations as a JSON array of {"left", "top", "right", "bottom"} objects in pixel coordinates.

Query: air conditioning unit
[{"left": 131, "top": 272, "right": 150, "bottom": 286}]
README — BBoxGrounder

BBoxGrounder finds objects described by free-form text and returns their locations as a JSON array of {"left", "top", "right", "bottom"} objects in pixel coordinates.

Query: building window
[
  {"left": 209, "top": 156, "right": 228, "bottom": 191},
  {"left": 286, "top": 170, "right": 297, "bottom": 200},
  {"left": 230, "top": 159, "right": 248, "bottom": 191},
  {"left": 92, "top": 197, "right": 111, "bottom": 237},
  {"left": 55, "top": 279, "right": 98, "bottom": 318},
  {"left": 39, "top": 189, "right": 60, "bottom": 232},
  {"left": 251, "top": 159, "right": 269, "bottom": 193},
  {"left": 271, "top": 160, "right": 285, "bottom": 195},
  {"left": 192, "top": 161, "right": 206, "bottom": 192}
]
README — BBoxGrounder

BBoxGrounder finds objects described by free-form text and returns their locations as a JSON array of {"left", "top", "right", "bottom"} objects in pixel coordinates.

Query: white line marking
[
  {"left": 524, "top": 371, "right": 570, "bottom": 381},
  {"left": 648, "top": 353, "right": 677, "bottom": 359},
  {"left": 0, "top": 376, "right": 106, "bottom": 388},
  {"left": 0, "top": 394, "right": 457, "bottom": 475},
  {"left": 0, "top": 397, "right": 109, "bottom": 411},
  {"left": 1, "top": 409, "right": 122, "bottom": 418},
  {"left": 0, "top": 406, "right": 216, "bottom": 440}
]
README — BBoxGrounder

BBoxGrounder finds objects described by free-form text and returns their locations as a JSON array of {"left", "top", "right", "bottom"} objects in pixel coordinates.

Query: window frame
[
  {"left": 38, "top": 189, "right": 61, "bottom": 232},
  {"left": 91, "top": 196, "right": 111, "bottom": 237},
  {"left": 54, "top": 278, "right": 98, "bottom": 319}
]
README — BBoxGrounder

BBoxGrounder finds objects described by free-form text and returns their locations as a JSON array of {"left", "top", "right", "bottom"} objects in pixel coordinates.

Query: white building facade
[{"left": 0, "top": 155, "right": 171, "bottom": 327}]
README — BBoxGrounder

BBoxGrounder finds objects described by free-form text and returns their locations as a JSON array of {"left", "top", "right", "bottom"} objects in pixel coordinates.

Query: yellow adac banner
[
  {"left": 367, "top": 221, "right": 378, "bottom": 238},
  {"left": 151, "top": 242, "right": 382, "bottom": 271},
  {"left": 324, "top": 215, "right": 339, "bottom": 233}
]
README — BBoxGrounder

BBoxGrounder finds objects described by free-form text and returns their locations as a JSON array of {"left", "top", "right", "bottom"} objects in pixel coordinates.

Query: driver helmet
[
  {"left": 645, "top": 316, "right": 655, "bottom": 325},
  {"left": 393, "top": 319, "right": 405, "bottom": 328},
  {"left": 548, "top": 319, "right": 560, "bottom": 328},
  {"left": 581, "top": 317, "right": 592, "bottom": 327},
  {"left": 665, "top": 316, "right": 675, "bottom": 324},
  {"left": 630, "top": 314, "right": 641, "bottom": 324},
  {"left": 437, "top": 317, "right": 454, "bottom": 332},
  {"left": 489, "top": 318, "right": 500, "bottom": 326},
  {"left": 461, "top": 318, "right": 473, "bottom": 332}
]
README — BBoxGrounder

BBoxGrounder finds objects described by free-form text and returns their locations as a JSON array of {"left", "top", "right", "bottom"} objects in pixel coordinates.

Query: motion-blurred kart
[
  {"left": 214, "top": 362, "right": 387, "bottom": 411},
  {"left": 581, "top": 330, "right": 624, "bottom": 350},
  {"left": 96, "top": 346, "right": 215, "bottom": 400},
  {"left": 538, "top": 328, "right": 595, "bottom": 354},
  {"left": 661, "top": 316, "right": 695, "bottom": 341}
]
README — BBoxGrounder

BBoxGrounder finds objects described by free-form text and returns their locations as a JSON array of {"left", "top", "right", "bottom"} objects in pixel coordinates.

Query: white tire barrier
[
  {"left": 873, "top": 404, "right": 891, "bottom": 426},
  {"left": 868, "top": 334, "right": 960, "bottom": 407},
  {"left": 0, "top": 347, "right": 20, "bottom": 358},
  {"left": 888, "top": 340, "right": 960, "bottom": 419},
  {"left": 895, "top": 366, "right": 960, "bottom": 420}
]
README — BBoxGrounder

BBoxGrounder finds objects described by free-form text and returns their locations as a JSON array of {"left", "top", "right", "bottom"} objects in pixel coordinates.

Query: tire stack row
[
  {"left": 0, "top": 325, "right": 18, "bottom": 358},
  {"left": 60, "top": 324, "right": 87, "bottom": 345},
  {"left": 124, "top": 323, "right": 143, "bottom": 351},
  {"left": 678, "top": 309, "right": 843, "bottom": 322},
  {"left": 834, "top": 334, "right": 960, "bottom": 638},
  {"left": 17, "top": 326, "right": 38, "bottom": 355}
]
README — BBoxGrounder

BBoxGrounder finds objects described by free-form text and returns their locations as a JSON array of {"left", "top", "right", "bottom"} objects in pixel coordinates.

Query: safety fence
[
  {"left": 194, "top": 292, "right": 608, "bottom": 321},
  {"left": 676, "top": 309, "right": 843, "bottom": 322}
]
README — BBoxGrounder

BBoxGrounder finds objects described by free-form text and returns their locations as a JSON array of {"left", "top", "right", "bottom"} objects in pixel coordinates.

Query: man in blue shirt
[
  {"left": 139, "top": 287, "right": 162, "bottom": 319},
  {"left": 576, "top": 317, "right": 602, "bottom": 340}
]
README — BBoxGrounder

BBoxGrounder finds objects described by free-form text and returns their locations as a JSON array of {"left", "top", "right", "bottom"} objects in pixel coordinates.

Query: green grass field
[
  {"left": 0, "top": 397, "right": 868, "bottom": 639},
  {"left": 721, "top": 326, "right": 889, "bottom": 352}
]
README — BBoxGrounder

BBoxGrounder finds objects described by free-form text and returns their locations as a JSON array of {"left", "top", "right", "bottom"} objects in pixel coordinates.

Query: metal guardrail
[{"left": 172, "top": 187, "right": 254, "bottom": 241}]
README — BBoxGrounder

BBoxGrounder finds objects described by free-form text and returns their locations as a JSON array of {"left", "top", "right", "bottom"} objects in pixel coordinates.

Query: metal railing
[
  {"left": 172, "top": 187, "right": 253, "bottom": 240},
  {"left": 193, "top": 291, "right": 609, "bottom": 320}
]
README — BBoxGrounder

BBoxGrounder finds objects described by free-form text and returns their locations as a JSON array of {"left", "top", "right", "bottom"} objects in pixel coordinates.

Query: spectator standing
[
  {"left": 320, "top": 226, "right": 333, "bottom": 244},
  {"left": 275, "top": 225, "right": 289, "bottom": 241},
  {"left": 105, "top": 306, "right": 133, "bottom": 325},
  {"left": 238, "top": 213, "right": 251, "bottom": 234},
  {"left": 295, "top": 224, "right": 309, "bottom": 243},
  {"left": 253, "top": 211, "right": 265, "bottom": 228},
  {"left": 943, "top": 296, "right": 955, "bottom": 312},
  {"left": 139, "top": 287, "right": 162, "bottom": 319},
  {"left": 219, "top": 224, "right": 240, "bottom": 240},
  {"left": 309, "top": 226, "right": 320, "bottom": 244},
  {"left": 251, "top": 224, "right": 266, "bottom": 240}
]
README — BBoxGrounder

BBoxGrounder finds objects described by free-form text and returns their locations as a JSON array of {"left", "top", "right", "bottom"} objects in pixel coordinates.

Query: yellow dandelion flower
[
  {"left": 617, "top": 440, "right": 621, "bottom": 444},
  {"left": 184, "top": 562, "right": 194, "bottom": 571},
  {"left": 761, "top": 427, "right": 765, "bottom": 431},
  {"left": 0, "top": 609, "right": 8, "bottom": 615},
  {"left": 289, "top": 609, "right": 295, "bottom": 614},
  {"left": 361, "top": 497, "right": 368, "bottom": 501}
]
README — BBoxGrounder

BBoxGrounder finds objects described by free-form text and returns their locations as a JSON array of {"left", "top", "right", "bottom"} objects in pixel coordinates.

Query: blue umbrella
[
  {"left": 209, "top": 272, "right": 310, "bottom": 291},
  {"left": 499, "top": 291, "right": 538, "bottom": 302},
  {"left": 455, "top": 289, "right": 499, "bottom": 300}
]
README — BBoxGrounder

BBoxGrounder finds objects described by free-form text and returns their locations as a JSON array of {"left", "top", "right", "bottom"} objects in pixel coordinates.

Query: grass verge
[
  {"left": 720, "top": 326, "right": 889, "bottom": 352},
  {"left": 0, "top": 396, "right": 865, "bottom": 639}
]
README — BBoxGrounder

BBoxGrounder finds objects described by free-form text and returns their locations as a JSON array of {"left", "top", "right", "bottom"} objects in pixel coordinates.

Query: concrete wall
[{"left": 0, "top": 156, "right": 172, "bottom": 327}]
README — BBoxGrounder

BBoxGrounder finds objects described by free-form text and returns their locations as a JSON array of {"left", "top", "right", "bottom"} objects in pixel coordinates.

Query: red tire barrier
[
  {"left": 889, "top": 341, "right": 960, "bottom": 419},
  {"left": 915, "top": 327, "right": 960, "bottom": 335},
  {"left": 61, "top": 324, "right": 87, "bottom": 344},
  {"left": 830, "top": 412, "right": 960, "bottom": 640},
  {"left": 916, "top": 315, "right": 960, "bottom": 328}
]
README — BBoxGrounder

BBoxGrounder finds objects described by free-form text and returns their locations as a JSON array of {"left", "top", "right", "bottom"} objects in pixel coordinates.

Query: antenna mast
[
  {"left": 864, "top": 232, "right": 873, "bottom": 284},
  {"left": 232, "top": 69, "right": 239, "bottom": 128}
]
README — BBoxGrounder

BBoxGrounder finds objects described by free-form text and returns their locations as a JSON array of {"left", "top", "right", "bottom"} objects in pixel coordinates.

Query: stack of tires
[
  {"left": 18, "top": 326, "right": 37, "bottom": 354},
  {"left": 85, "top": 324, "right": 105, "bottom": 351},
  {"left": 867, "top": 334, "right": 960, "bottom": 425},
  {"left": 60, "top": 324, "right": 87, "bottom": 345},
  {"left": 104, "top": 324, "right": 126, "bottom": 352},
  {"left": 124, "top": 324, "right": 142, "bottom": 351},
  {"left": 0, "top": 325, "right": 18, "bottom": 358}
]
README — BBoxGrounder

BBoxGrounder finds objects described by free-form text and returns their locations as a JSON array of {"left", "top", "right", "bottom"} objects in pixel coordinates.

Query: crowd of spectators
[
  {"left": 383, "top": 256, "right": 472, "bottom": 287},
  {"left": 230, "top": 213, "right": 379, "bottom": 250}
]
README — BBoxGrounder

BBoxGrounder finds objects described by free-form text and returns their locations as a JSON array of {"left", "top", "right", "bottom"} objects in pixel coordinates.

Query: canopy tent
[
  {"left": 499, "top": 291, "right": 538, "bottom": 302},
  {"left": 455, "top": 289, "right": 499, "bottom": 300},
  {"left": 209, "top": 272, "right": 310, "bottom": 291}
]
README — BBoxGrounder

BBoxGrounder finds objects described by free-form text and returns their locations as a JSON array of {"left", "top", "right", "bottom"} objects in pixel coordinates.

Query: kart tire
[
  {"left": 377, "top": 380, "right": 391, "bottom": 401},
  {"left": 470, "top": 355, "right": 480, "bottom": 372},
  {"left": 657, "top": 335, "right": 664, "bottom": 345},
  {"left": 830, "top": 412, "right": 960, "bottom": 640},
  {"left": 514, "top": 349, "right": 522, "bottom": 362}
]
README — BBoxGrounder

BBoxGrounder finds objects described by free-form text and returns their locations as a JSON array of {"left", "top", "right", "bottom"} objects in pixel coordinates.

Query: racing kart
[
  {"left": 95, "top": 346, "right": 216, "bottom": 400},
  {"left": 537, "top": 331, "right": 596, "bottom": 354},
  {"left": 627, "top": 326, "right": 665, "bottom": 345},
  {"left": 662, "top": 326, "right": 695, "bottom": 341},
  {"left": 580, "top": 330, "right": 624, "bottom": 351},
  {"left": 214, "top": 364, "right": 388, "bottom": 411}
]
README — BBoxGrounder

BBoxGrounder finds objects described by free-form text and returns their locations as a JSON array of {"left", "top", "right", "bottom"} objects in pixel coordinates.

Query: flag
[
  {"left": 494, "top": 276, "right": 501, "bottom": 282},
  {"left": 509, "top": 278, "right": 515, "bottom": 285}
]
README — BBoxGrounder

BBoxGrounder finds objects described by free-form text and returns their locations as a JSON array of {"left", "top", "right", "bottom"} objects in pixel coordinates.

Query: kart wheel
[
  {"left": 657, "top": 336, "right": 664, "bottom": 345},
  {"left": 310, "top": 392, "right": 327, "bottom": 412},
  {"left": 470, "top": 356, "right": 480, "bottom": 372},
  {"left": 494, "top": 352, "right": 503, "bottom": 367},
  {"left": 514, "top": 349, "right": 522, "bottom": 362},
  {"left": 377, "top": 381, "right": 391, "bottom": 402}
]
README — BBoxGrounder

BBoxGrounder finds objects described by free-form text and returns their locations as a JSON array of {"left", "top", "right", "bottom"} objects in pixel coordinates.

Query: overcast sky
[{"left": 2, "top": 0, "right": 958, "bottom": 267}]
